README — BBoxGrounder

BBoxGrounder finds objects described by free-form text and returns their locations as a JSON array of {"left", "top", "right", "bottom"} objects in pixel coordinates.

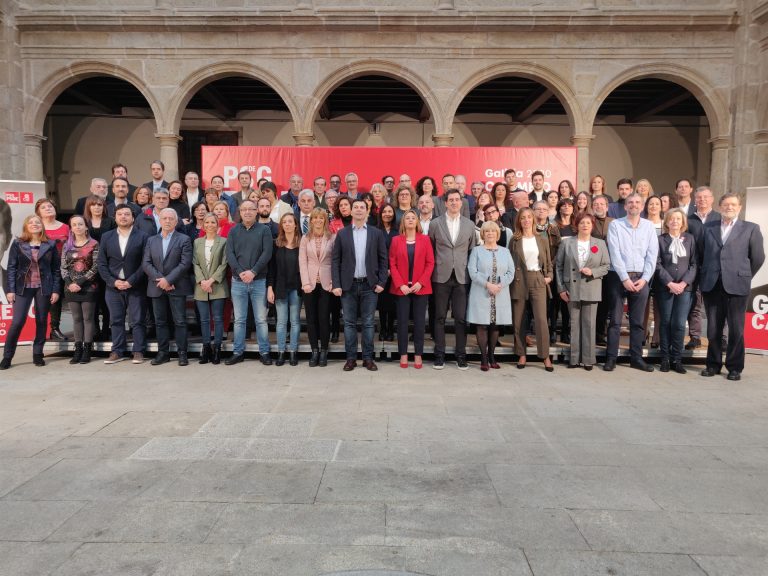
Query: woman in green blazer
[{"left": 193, "top": 213, "right": 230, "bottom": 364}]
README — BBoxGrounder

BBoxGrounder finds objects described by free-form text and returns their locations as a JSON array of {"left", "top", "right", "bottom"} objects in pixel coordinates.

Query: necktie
[{"left": 302, "top": 216, "right": 309, "bottom": 235}]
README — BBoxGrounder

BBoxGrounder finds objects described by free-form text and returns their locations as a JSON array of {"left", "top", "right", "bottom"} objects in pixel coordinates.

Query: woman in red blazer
[{"left": 389, "top": 209, "right": 435, "bottom": 369}]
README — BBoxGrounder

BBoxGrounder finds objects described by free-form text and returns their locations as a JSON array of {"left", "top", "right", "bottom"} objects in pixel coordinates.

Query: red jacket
[{"left": 389, "top": 234, "right": 434, "bottom": 296}]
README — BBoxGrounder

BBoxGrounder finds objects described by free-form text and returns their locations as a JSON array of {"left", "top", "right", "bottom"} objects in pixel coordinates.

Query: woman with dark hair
[
  {"left": 544, "top": 190, "right": 559, "bottom": 223},
  {"left": 491, "top": 182, "right": 509, "bottom": 216},
  {"left": 359, "top": 192, "right": 376, "bottom": 226},
  {"left": 389, "top": 209, "right": 434, "bottom": 369},
  {"left": 83, "top": 194, "right": 116, "bottom": 341},
  {"left": 299, "top": 208, "right": 335, "bottom": 367},
  {"left": 393, "top": 184, "right": 416, "bottom": 228},
  {"left": 474, "top": 192, "right": 493, "bottom": 225},
  {"left": 61, "top": 215, "right": 100, "bottom": 364},
  {"left": 574, "top": 191, "right": 592, "bottom": 216},
  {"left": 555, "top": 212, "right": 610, "bottom": 370},
  {"left": 193, "top": 213, "right": 229, "bottom": 365},
  {"left": 415, "top": 175, "right": 438, "bottom": 198},
  {"left": 330, "top": 196, "right": 353, "bottom": 234},
  {"left": 589, "top": 174, "right": 607, "bottom": 198},
  {"left": 168, "top": 180, "right": 191, "bottom": 223},
  {"left": 510, "top": 207, "right": 554, "bottom": 372},
  {"left": 35, "top": 198, "right": 69, "bottom": 341},
  {"left": 557, "top": 179, "right": 575, "bottom": 200},
  {"left": 185, "top": 201, "right": 208, "bottom": 239},
  {"left": 268, "top": 213, "right": 302, "bottom": 366},
  {"left": 377, "top": 204, "right": 399, "bottom": 353},
  {"left": 1, "top": 215, "right": 61, "bottom": 370},
  {"left": 658, "top": 191, "right": 679, "bottom": 214},
  {"left": 555, "top": 197, "right": 576, "bottom": 238}
]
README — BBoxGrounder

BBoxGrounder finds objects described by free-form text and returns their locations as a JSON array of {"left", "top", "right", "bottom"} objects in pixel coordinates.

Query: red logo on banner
[
  {"left": 746, "top": 313, "right": 768, "bottom": 351},
  {"left": 0, "top": 303, "right": 41, "bottom": 345},
  {"left": 4, "top": 191, "right": 35, "bottom": 204}
]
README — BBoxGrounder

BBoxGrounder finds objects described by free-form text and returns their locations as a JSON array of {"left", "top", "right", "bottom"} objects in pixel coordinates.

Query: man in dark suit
[
  {"left": 607, "top": 178, "right": 632, "bottom": 219},
  {"left": 332, "top": 198, "right": 388, "bottom": 372},
  {"left": 106, "top": 177, "right": 142, "bottom": 219},
  {"left": 74, "top": 177, "right": 113, "bottom": 215},
  {"left": 428, "top": 189, "right": 478, "bottom": 370},
  {"left": 142, "top": 160, "right": 170, "bottom": 193},
  {"left": 699, "top": 192, "right": 764, "bottom": 381},
  {"left": 500, "top": 189, "right": 529, "bottom": 230},
  {"left": 295, "top": 189, "right": 317, "bottom": 235},
  {"left": 106, "top": 163, "right": 137, "bottom": 202},
  {"left": 98, "top": 205, "right": 150, "bottom": 364},
  {"left": 136, "top": 188, "right": 177, "bottom": 236},
  {"left": 675, "top": 178, "right": 696, "bottom": 216},
  {"left": 143, "top": 208, "right": 193, "bottom": 366}
]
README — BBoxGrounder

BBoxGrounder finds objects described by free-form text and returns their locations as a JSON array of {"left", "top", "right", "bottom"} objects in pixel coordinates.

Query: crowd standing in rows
[{"left": 1, "top": 161, "right": 764, "bottom": 382}]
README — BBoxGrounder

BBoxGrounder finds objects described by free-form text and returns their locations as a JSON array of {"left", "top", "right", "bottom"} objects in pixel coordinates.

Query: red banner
[{"left": 201, "top": 146, "right": 578, "bottom": 195}]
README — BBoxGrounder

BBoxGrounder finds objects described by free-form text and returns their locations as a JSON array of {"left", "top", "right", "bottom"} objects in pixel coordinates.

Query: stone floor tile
[
  {"left": 316, "top": 463, "right": 499, "bottom": 506},
  {"left": 0, "top": 542, "right": 81, "bottom": 576},
  {"left": 404, "top": 541, "right": 533, "bottom": 576},
  {"left": 312, "top": 412, "right": 389, "bottom": 440},
  {"left": 33, "top": 437, "right": 148, "bottom": 460},
  {"left": 0, "top": 501, "right": 85, "bottom": 541},
  {"left": 426, "top": 440, "right": 566, "bottom": 466},
  {"left": 194, "top": 413, "right": 270, "bottom": 437},
  {"left": 705, "top": 446, "right": 768, "bottom": 470},
  {"left": 129, "top": 437, "right": 251, "bottom": 460},
  {"left": 690, "top": 555, "right": 768, "bottom": 576},
  {"left": 241, "top": 438, "right": 338, "bottom": 461},
  {"left": 333, "top": 441, "right": 431, "bottom": 465},
  {"left": 94, "top": 411, "right": 215, "bottom": 437},
  {"left": 205, "top": 503, "right": 385, "bottom": 545},
  {"left": 486, "top": 464, "right": 660, "bottom": 511},
  {"left": 525, "top": 549, "right": 706, "bottom": 576},
  {"left": 560, "top": 442, "right": 731, "bottom": 469},
  {"left": 0, "top": 457, "right": 60, "bottom": 498},
  {"left": 47, "top": 501, "right": 224, "bottom": 544},
  {"left": 601, "top": 417, "right": 759, "bottom": 446},
  {"left": 388, "top": 414, "right": 504, "bottom": 442}
]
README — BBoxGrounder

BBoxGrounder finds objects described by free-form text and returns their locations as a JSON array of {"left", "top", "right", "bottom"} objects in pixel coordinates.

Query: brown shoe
[
  {"left": 104, "top": 352, "right": 127, "bottom": 364},
  {"left": 343, "top": 359, "right": 357, "bottom": 371},
  {"left": 132, "top": 352, "right": 145, "bottom": 364},
  {"left": 362, "top": 359, "right": 378, "bottom": 371}
]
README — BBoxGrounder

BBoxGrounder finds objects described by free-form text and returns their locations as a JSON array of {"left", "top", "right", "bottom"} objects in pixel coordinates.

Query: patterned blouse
[{"left": 60, "top": 238, "right": 100, "bottom": 294}]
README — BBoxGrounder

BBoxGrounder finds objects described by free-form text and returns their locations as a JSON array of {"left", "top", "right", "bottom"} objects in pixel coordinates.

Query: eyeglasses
[{"left": 484, "top": 209, "right": 498, "bottom": 215}]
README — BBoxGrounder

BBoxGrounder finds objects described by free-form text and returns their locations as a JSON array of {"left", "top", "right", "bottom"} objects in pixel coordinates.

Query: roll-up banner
[
  {"left": 0, "top": 181, "right": 48, "bottom": 346},
  {"left": 745, "top": 186, "right": 768, "bottom": 354}
]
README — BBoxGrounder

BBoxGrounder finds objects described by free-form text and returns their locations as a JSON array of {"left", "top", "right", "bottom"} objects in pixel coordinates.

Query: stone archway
[{"left": 303, "top": 59, "right": 445, "bottom": 140}]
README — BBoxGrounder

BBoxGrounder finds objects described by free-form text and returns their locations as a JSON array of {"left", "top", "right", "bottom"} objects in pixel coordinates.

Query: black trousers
[
  {"left": 703, "top": 279, "right": 748, "bottom": 373},
  {"left": 304, "top": 284, "right": 330, "bottom": 349},
  {"left": 433, "top": 273, "right": 468, "bottom": 357},
  {"left": 396, "top": 293, "right": 428, "bottom": 356},
  {"left": 605, "top": 271, "right": 650, "bottom": 363},
  {"left": 3, "top": 287, "right": 51, "bottom": 358}
]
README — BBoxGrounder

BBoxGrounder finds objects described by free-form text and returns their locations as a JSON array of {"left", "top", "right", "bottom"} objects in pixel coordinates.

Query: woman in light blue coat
[{"left": 467, "top": 221, "right": 515, "bottom": 371}]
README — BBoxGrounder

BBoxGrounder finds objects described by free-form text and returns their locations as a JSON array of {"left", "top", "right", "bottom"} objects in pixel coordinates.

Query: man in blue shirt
[{"left": 605, "top": 192, "right": 659, "bottom": 372}]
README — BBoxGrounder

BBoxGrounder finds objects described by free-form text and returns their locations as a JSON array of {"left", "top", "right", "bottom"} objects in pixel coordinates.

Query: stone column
[
  {"left": 708, "top": 135, "right": 730, "bottom": 194},
  {"left": 436, "top": 0, "right": 455, "bottom": 9},
  {"left": 432, "top": 133, "right": 454, "bottom": 147},
  {"left": 24, "top": 133, "right": 46, "bottom": 182},
  {"left": 570, "top": 134, "right": 595, "bottom": 191},
  {"left": 156, "top": 133, "right": 182, "bottom": 181},
  {"left": 753, "top": 130, "right": 768, "bottom": 187},
  {"left": 293, "top": 132, "right": 315, "bottom": 147}
]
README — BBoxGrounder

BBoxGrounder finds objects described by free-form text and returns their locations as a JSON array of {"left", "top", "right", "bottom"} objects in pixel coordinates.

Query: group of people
[{"left": 1, "top": 161, "right": 763, "bottom": 381}]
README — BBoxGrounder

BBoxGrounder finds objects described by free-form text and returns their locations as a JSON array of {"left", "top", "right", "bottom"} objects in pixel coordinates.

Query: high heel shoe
[
  {"left": 400, "top": 356, "right": 409, "bottom": 368},
  {"left": 544, "top": 358, "right": 554, "bottom": 372},
  {"left": 516, "top": 357, "right": 526, "bottom": 369}
]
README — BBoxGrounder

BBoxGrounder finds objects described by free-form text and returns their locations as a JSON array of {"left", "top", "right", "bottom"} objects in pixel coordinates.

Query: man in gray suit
[
  {"left": 699, "top": 192, "right": 764, "bottom": 381},
  {"left": 428, "top": 189, "right": 478, "bottom": 370},
  {"left": 143, "top": 208, "right": 193, "bottom": 366}
]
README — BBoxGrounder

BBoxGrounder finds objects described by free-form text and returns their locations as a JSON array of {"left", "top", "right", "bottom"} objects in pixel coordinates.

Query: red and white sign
[
  {"left": 201, "top": 146, "right": 578, "bottom": 195},
  {"left": 745, "top": 186, "right": 768, "bottom": 353}
]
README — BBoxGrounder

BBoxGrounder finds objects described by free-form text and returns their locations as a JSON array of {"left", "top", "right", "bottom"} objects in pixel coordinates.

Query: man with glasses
[
  {"left": 329, "top": 174, "right": 342, "bottom": 192},
  {"left": 399, "top": 174, "right": 412, "bottom": 188},
  {"left": 344, "top": 172, "right": 360, "bottom": 200},
  {"left": 382, "top": 175, "right": 395, "bottom": 196}
]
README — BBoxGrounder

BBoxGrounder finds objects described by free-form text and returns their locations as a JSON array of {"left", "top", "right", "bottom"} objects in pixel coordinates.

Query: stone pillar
[
  {"left": 753, "top": 130, "right": 768, "bottom": 187},
  {"left": 432, "top": 133, "right": 454, "bottom": 147},
  {"left": 24, "top": 133, "right": 46, "bottom": 182},
  {"left": 708, "top": 135, "right": 730, "bottom": 194},
  {"left": 570, "top": 134, "right": 595, "bottom": 191},
  {"left": 293, "top": 132, "right": 315, "bottom": 147},
  {"left": 156, "top": 133, "right": 182, "bottom": 181},
  {"left": 436, "top": 0, "right": 455, "bottom": 9}
]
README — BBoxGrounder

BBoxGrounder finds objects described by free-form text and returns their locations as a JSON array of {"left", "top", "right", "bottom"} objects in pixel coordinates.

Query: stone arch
[
  {"left": 167, "top": 62, "right": 300, "bottom": 135},
  {"left": 588, "top": 63, "right": 730, "bottom": 139},
  {"left": 446, "top": 62, "right": 587, "bottom": 136},
  {"left": 303, "top": 59, "right": 445, "bottom": 135},
  {"left": 24, "top": 61, "right": 164, "bottom": 137}
]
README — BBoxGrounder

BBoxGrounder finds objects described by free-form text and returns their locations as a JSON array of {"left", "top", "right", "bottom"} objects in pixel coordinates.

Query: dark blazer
[
  {"left": 510, "top": 234, "right": 553, "bottom": 300},
  {"left": 75, "top": 194, "right": 114, "bottom": 216},
  {"left": 169, "top": 199, "right": 191, "bottom": 222},
  {"left": 607, "top": 200, "right": 626, "bottom": 219},
  {"left": 6, "top": 239, "right": 61, "bottom": 296},
  {"left": 107, "top": 202, "right": 142, "bottom": 219},
  {"left": 143, "top": 231, "right": 194, "bottom": 297},
  {"left": 699, "top": 219, "right": 765, "bottom": 296},
  {"left": 331, "top": 223, "right": 388, "bottom": 291},
  {"left": 135, "top": 209, "right": 185, "bottom": 237},
  {"left": 687, "top": 210, "right": 720, "bottom": 246},
  {"left": 142, "top": 180, "right": 170, "bottom": 193},
  {"left": 97, "top": 227, "right": 149, "bottom": 291},
  {"left": 87, "top": 217, "right": 117, "bottom": 243},
  {"left": 389, "top": 234, "right": 434, "bottom": 296},
  {"left": 108, "top": 182, "right": 137, "bottom": 202},
  {"left": 655, "top": 232, "right": 697, "bottom": 292},
  {"left": 500, "top": 208, "right": 518, "bottom": 230}
]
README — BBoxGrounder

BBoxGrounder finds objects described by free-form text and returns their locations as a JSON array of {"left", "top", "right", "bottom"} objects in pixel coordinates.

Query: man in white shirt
[
  {"left": 184, "top": 171, "right": 203, "bottom": 209},
  {"left": 675, "top": 178, "right": 695, "bottom": 215},
  {"left": 418, "top": 194, "right": 434, "bottom": 234}
]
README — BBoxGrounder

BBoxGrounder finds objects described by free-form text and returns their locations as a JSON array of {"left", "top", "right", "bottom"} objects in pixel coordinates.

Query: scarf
[{"left": 668, "top": 235, "right": 687, "bottom": 264}]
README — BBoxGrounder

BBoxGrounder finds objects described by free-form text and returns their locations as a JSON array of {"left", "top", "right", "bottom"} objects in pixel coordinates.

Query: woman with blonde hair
[
  {"left": 299, "top": 208, "right": 335, "bottom": 367},
  {"left": 634, "top": 178, "right": 654, "bottom": 201}
]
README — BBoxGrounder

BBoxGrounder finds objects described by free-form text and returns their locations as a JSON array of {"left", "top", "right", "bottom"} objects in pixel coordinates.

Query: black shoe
[
  {"left": 379, "top": 350, "right": 388, "bottom": 363},
  {"left": 567, "top": 363, "right": 580, "bottom": 369},
  {"left": 260, "top": 353, "right": 273, "bottom": 366},
  {"left": 178, "top": 352, "right": 189, "bottom": 367},
  {"left": 199, "top": 344, "right": 212, "bottom": 365},
  {"left": 596, "top": 336, "right": 607, "bottom": 346},
  {"left": 363, "top": 359, "right": 378, "bottom": 371},
  {"left": 433, "top": 356, "right": 445, "bottom": 370},
  {"left": 700, "top": 367, "right": 721, "bottom": 377},
  {"left": 225, "top": 353, "right": 245, "bottom": 365},
  {"left": 671, "top": 361, "right": 687, "bottom": 375},
  {"left": 456, "top": 356, "right": 469, "bottom": 370},
  {"left": 544, "top": 358, "right": 554, "bottom": 372},
  {"left": 211, "top": 345, "right": 221, "bottom": 365},
  {"left": 49, "top": 327, "right": 68, "bottom": 341},
  {"left": 151, "top": 352, "right": 170, "bottom": 366},
  {"left": 727, "top": 370, "right": 741, "bottom": 381},
  {"left": 309, "top": 349, "right": 320, "bottom": 367},
  {"left": 561, "top": 334, "right": 570, "bottom": 344},
  {"left": 630, "top": 359, "right": 654, "bottom": 372},
  {"left": 0, "top": 357, "right": 11, "bottom": 370},
  {"left": 70, "top": 342, "right": 83, "bottom": 364},
  {"left": 660, "top": 358, "right": 670, "bottom": 372},
  {"left": 603, "top": 358, "right": 616, "bottom": 371},
  {"left": 33, "top": 354, "right": 46, "bottom": 367},
  {"left": 319, "top": 349, "right": 328, "bottom": 367},
  {"left": 343, "top": 359, "right": 357, "bottom": 371},
  {"left": 584, "top": 365, "right": 593, "bottom": 371},
  {"left": 275, "top": 352, "right": 286, "bottom": 366},
  {"left": 289, "top": 351, "right": 298, "bottom": 366},
  {"left": 79, "top": 343, "right": 92, "bottom": 364},
  {"left": 684, "top": 337, "right": 701, "bottom": 350},
  {"left": 330, "top": 331, "right": 339, "bottom": 344}
]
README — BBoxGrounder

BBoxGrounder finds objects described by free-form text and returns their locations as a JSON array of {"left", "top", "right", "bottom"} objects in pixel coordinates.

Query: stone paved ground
[{"left": 1, "top": 347, "right": 768, "bottom": 576}]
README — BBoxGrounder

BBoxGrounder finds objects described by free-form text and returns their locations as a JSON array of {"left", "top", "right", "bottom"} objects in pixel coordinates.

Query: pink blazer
[{"left": 299, "top": 233, "right": 335, "bottom": 291}]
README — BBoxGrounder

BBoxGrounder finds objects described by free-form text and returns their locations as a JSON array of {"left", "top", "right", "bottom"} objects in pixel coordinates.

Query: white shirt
[
  {"left": 186, "top": 190, "right": 200, "bottom": 211},
  {"left": 204, "top": 238, "right": 214, "bottom": 267},
  {"left": 577, "top": 239, "right": 590, "bottom": 268},
  {"left": 117, "top": 226, "right": 132, "bottom": 279},
  {"left": 420, "top": 218, "right": 431, "bottom": 235},
  {"left": 522, "top": 236, "right": 540, "bottom": 271},
  {"left": 446, "top": 213, "right": 461, "bottom": 244},
  {"left": 721, "top": 218, "right": 737, "bottom": 244},
  {"left": 678, "top": 201, "right": 691, "bottom": 214}
]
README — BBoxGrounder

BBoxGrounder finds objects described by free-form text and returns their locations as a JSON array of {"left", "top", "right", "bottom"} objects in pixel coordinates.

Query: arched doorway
[
  {"left": 312, "top": 75, "right": 434, "bottom": 146},
  {"left": 592, "top": 78, "right": 711, "bottom": 194},
  {"left": 42, "top": 76, "right": 157, "bottom": 210}
]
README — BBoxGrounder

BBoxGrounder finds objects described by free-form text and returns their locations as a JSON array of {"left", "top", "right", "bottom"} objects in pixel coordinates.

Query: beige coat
[
  {"left": 192, "top": 236, "right": 230, "bottom": 300},
  {"left": 299, "top": 233, "right": 335, "bottom": 291}
]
